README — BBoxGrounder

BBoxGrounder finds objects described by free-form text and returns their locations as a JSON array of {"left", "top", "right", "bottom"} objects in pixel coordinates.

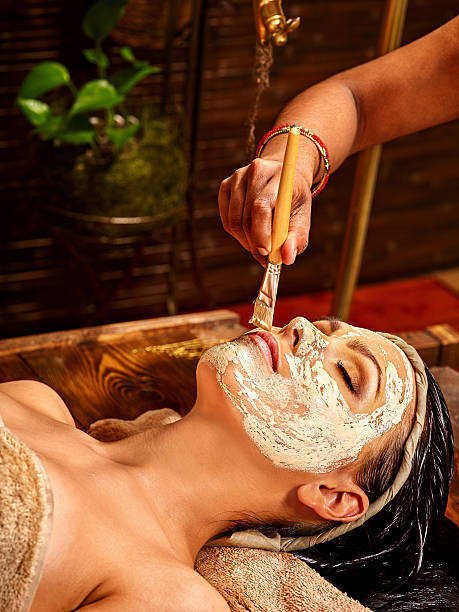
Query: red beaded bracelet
[{"left": 255, "top": 124, "right": 330, "bottom": 197}]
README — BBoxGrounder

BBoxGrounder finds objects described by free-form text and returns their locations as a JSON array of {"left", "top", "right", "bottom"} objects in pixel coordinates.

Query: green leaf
[
  {"left": 83, "top": 0, "right": 129, "bottom": 42},
  {"left": 18, "top": 62, "right": 71, "bottom": 98},
  {"left": 106, "top": 122, "right": 140, "bottom": 151},
  {"left": 109, "top": 65, "right": 159, "bottom": 95},
  {"left": 16, "top": 98, "right": 51, "bottom": 126},
  {"left": 56, "top": 129, "right": 95, "bottom": 145},
  {"left": 54, "top": 115, "right": 96, "bottom": 145},
  {"left": 83, "top": 47, "right": 109, "bottom": 70},
  {"left": 36, "top": 115, "right": 65, "bottom": 140},
  {"left": 69, "top": 80, "right": 124, "bottom": 115},
  {"left": 120, "top": 46, "right": 136, "bottom": 64}
]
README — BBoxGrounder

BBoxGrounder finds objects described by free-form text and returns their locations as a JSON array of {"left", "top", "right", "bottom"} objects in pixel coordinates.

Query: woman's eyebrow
[
  {"left": 316, "top": 316, "right": 342, "bottom": 332},
  {"left": 347, "top": 339, "right": 382, "bottom": 396}
]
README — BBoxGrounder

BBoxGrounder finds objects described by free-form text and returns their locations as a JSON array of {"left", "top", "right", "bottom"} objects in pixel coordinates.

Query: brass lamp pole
[{"left": 331, "top": 0, "right": 409, "bottom": 321}]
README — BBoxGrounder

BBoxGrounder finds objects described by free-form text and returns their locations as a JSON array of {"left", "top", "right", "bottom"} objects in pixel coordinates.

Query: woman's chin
[
  {"left": 194, "top": 358, "right": 245, "bottom": 426},
  {"left": 196, "top": 358, "right": 227, "bottom": 403}
]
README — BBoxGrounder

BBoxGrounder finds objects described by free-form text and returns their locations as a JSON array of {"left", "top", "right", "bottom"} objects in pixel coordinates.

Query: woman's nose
[
  {"left": 280, "top": 318, "right": 306, "bottom": 352},
  {"left": 280, "top": 317, "right": 328, "bottom": 352}
]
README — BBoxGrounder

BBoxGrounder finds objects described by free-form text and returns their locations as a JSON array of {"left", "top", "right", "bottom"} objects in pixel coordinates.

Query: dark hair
[
  {"left": 355, "top": 391, "right": 414, "bottom": 504},
  {"left": 294, "top": 365, "right": 457, "bottom": 609}
]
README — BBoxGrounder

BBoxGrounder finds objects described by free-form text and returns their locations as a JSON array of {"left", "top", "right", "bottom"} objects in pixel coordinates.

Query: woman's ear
[{"left": 297, "top": 481, "right": 369, "bottom": 523}]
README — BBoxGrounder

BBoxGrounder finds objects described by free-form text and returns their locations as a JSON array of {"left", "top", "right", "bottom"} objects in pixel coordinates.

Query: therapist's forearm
[
  {"left": 260, "top": 79, "right": 359, "bottom": 180},
  {"left": 260, "top": 15, "right": 459, "bottom": 180}
]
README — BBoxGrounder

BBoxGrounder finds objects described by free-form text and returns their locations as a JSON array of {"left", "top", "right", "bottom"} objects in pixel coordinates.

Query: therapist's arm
[{"left": 219, "top": 15, "right": 459, "bottom": 265}]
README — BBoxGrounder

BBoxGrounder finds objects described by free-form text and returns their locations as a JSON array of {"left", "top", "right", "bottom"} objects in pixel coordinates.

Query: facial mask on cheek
[{"left": 201, "top": 319, "right": 414, "bottom": 474}]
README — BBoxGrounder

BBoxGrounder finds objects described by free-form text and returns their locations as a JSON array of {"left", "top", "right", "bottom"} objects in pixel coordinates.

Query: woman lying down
[{"left": 0, "top": 317, "right": 455, "bottom": 611}]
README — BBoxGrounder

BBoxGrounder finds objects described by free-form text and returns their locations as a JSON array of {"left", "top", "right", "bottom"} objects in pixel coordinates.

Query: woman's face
[{"left": 199, "top": 317, "right": 415, "bottom": 474}]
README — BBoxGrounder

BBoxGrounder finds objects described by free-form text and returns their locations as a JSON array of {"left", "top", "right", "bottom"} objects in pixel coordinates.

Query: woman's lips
[{"left": 249, "top": 332, "right": 280, "bottom": 372}]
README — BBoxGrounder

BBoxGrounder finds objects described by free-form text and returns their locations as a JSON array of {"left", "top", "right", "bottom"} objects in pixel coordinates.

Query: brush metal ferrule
[
  {"left": 249, "top": 262, "right": 282, "bottom": 330},
  {"left": 259, "top": 261, "right": 282, "bottom": 310}
]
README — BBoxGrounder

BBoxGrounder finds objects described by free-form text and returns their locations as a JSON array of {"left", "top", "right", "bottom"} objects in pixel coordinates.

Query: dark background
[{"left": 1, "top": 0, "right": 458, "bottom": 339}]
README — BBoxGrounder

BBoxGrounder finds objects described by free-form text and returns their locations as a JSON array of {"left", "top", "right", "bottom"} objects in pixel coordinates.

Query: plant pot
[
  {"left": 38, "top": 115, "right": 186, "bottom": 242},
  {"left": 43, "top": 203, "right": 184, "bottom": 245}
]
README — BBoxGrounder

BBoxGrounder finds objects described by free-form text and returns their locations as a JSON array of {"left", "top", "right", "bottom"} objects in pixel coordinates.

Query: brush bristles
[{"left": 249, "top": 298, "right": 273, "bottom": 331}]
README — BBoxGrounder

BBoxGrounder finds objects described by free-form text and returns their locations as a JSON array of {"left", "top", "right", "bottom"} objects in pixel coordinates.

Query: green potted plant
[{"left": 16, "top": 0, "right": 186, "bottom": 240}]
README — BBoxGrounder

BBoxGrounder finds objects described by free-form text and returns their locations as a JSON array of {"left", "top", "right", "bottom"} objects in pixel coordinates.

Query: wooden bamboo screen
[{"left": 1, "top": 0, "right": 458, "bottom": 338}]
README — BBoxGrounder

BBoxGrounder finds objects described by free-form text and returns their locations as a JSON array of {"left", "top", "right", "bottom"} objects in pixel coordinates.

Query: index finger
[{"left": 245, "top": 159, "right": 281, "bottom": 255}]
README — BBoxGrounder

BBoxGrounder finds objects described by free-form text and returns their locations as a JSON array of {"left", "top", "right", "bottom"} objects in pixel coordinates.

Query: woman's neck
[{"left": 102, "top": 407, "right": 294, "bottom": 566}]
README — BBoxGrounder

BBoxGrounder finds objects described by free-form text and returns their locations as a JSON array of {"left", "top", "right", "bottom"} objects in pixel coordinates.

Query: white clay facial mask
[{"left": 201, "top": 317, "right": 414, "bottom": 474}]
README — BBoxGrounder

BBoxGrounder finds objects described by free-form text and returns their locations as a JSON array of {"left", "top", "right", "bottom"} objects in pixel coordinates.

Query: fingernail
[{"left": 257, "top": 248, "right": 268, "bottom": 256}]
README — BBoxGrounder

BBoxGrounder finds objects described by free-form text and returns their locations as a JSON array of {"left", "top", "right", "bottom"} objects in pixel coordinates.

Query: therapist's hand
[{"left": 218, "top": 157, "right": 313, "bottom": 266}]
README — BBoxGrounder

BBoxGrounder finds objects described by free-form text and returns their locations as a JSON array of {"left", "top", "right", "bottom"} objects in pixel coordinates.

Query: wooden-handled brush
[{"left": 249, "top": 126, "right": 300, "bottom": 330}]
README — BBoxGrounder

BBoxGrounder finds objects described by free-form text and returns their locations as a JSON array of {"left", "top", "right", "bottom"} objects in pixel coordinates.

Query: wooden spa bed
[{"left": 0, "top": 310, "right": 457, "bottom": 526}]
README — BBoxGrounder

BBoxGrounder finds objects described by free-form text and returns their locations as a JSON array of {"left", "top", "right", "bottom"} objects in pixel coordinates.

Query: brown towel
[
  {"left": 87, "top": 407, "right": 181, "bottom": 441},
  {"left": 0, "top": 417, "right": 53, "bottom": 612},
  {"left": 196, "top": 547, "right": 370, "bottom": 612},
  {"left": 89, "top": 410, "right": 371, "bottom": 612}
]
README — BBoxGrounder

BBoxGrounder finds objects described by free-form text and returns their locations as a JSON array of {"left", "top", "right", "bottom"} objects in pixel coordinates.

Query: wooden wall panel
[{"left": 1, "top": 0, "right": 458, "bottom": 338}]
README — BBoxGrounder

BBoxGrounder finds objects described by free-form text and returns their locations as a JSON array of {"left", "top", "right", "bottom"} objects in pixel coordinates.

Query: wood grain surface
[
  {"left": 0, "top": 310, "right": 245, "bottom": 427},
  {"left": 446, "top": 448, "right": 459, "bottom": 528},
  {"left": 0, "top": 355, "right": 40, "bottom": 382}
]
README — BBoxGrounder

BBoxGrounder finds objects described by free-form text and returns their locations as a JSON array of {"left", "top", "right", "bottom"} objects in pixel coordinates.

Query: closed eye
[{"left": 337, "top": 360, "right": 359, "bottom": 395}]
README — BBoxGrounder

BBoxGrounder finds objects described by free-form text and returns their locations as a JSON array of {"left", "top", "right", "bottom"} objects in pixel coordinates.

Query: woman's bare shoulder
[
  {"left": 79, "top": 565, "right": 230, "bottom": 612},
  {"left": 0, "top": 380, "right": 75, "bottom": 427},
  {"left": 141, "top": 564, "right": 230, "bottom": 612},
  {"left": 169, "top": 568, "right": 230, "bottom": 612}
]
